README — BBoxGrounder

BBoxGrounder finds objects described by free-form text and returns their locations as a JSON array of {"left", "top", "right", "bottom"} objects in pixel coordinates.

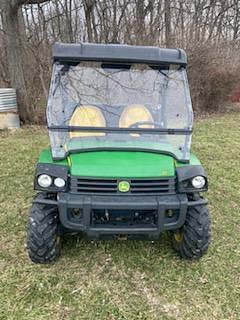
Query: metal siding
[{"left": 0, "top": 88, "right": 17, "bottom": 112}]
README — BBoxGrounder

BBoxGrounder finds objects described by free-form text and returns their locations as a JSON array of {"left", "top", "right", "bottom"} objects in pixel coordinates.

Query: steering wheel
[{"left": 129, "top": 121, "right": 162, "bottom": 128}]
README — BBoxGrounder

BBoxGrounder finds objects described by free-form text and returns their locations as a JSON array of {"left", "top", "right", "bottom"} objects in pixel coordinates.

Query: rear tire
[
  {"left": 27, "top": 193, "right": 60, "bottom": 264},
  {"left": 171, "top": 204, "right": 211, "bottom": 259}
]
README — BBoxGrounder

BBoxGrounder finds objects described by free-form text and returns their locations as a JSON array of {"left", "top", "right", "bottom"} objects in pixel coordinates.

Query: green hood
[
  {"left": 38, "top": 148, "right": 201, "bottom": 179},
  {"left": 69, "top": 151, "right": 175, "bottom": 178}
]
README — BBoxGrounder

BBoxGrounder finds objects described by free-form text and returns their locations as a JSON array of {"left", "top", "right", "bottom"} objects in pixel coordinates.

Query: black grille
[{"left": 70, "top": 177, "right": 176, "bottom": 195}]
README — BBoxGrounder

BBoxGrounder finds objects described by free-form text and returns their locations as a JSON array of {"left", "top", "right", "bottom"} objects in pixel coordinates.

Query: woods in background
[{"left": 0, "top": 0, "right": 240, "bottom": 123}]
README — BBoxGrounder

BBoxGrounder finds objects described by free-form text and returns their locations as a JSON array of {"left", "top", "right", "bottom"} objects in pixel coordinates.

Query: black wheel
[
  {"left": 27, "top": 193, "right": 61, "bottom": 264},
  {"left": 171, "top": 204, "right": 211, "bottom": 260}
]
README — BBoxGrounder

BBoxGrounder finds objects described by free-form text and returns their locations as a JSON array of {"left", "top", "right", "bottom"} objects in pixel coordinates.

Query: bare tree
[
  {"left": 0, "top": 0, "right": 240, "bottom": 122},
  {"left": 164, "top": 0, "right": 172, "bottom": 47},
  {"left": 0, "top": 0, "right": 50, "bottom": 121}
]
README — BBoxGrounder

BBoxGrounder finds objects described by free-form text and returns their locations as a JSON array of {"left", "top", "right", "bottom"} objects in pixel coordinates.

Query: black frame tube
[{"left": 48, "top": 125, "right": 192, "bottom": 135}]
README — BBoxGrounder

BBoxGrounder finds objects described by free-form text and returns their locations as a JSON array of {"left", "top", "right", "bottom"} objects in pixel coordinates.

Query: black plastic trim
[
  {"left": 34, "top": 163, "right": 69, "bottom": 192},
  {"left": 34, "top": 198, "right": 58, "bottom": 205},
  {"left": 52, "top": 42, "right": 187, "bottom": 66},
  {"left": 176, "top": 165, "right": 208, "bottom": 192},
  {"left": 33, "top": 193, "right": 207, "bottom": 238},
  {"left": 70, "top": 176, "right": 176, "bottom": 195},
  {"left": 34, "top": 195, "right": 208, "bottom": 207}
]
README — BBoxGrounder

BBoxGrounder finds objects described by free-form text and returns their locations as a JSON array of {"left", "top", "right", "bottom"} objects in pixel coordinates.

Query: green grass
[{"left": 0, "top": 114, "right": 240, "bottom": 320}]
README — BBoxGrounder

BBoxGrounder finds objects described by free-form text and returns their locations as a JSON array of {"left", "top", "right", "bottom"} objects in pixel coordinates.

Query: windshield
[{"left": 47, "top": 62, "right": 193, "bottom": 161}]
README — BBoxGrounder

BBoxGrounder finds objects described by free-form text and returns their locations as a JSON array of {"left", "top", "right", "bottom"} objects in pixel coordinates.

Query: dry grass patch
[{"left": 0, "top": 114, "right": 240, "bottom": 319}]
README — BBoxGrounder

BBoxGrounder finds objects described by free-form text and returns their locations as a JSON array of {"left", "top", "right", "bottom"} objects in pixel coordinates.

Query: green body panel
[
  {"left": 69, "top": 151, "right": 175, "bottom": 178},
  {"left": 38, "top": 149, "right": 68, "bottom": 166},
  {"left": 38, "top": 148, "right": 201, "bottom": 178}
]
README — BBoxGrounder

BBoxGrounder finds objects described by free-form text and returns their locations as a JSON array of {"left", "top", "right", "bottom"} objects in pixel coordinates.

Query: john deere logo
[{"left": 118, "top": 181, "right": 130, "bottom": 193}]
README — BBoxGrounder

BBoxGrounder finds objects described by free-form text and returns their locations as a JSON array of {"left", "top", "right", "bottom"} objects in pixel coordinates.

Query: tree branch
[{"left": 17, "top": 0, "right": 50, "bottom": 6}]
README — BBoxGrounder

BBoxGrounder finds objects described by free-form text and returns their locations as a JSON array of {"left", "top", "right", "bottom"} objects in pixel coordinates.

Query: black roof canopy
[{"left": 52, "top": 42, "right": 187, "bottom": 66}]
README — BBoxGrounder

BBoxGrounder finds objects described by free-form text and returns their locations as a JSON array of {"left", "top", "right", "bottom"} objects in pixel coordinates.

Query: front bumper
[{"left": 35, "top": 193, "right": 208, "bottom": 239}]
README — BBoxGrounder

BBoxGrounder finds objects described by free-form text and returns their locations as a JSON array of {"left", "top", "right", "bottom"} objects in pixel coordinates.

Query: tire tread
[
  {"left": 172, "top": 204, "right": 211, "bottom": 260},
  {"left": 27, "top": 193, "right": 60, "bottom": 264}
]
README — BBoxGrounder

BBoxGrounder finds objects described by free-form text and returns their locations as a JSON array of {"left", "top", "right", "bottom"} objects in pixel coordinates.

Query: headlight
[
  {"left": 192, "top": 176, "right": 206, "bottom": 189},
  {"left": 54, "top": 177, "right": 66, "bottom": 188},
  {"left": 38, "top": 174, "right": 52, "bottom": 188}
]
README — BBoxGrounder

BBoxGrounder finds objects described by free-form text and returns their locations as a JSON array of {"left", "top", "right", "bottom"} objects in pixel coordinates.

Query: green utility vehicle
[{"left": 27, "top": 42, "right": 211, "bottom": 263}]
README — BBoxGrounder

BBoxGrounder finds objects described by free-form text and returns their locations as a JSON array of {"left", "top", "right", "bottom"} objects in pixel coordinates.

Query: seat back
[
  {"left": 119, "top": 104, "right": 154, "bottom": 136},
  {"left": 69, "top": 105, "right": 106, "bottom": 138}
]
